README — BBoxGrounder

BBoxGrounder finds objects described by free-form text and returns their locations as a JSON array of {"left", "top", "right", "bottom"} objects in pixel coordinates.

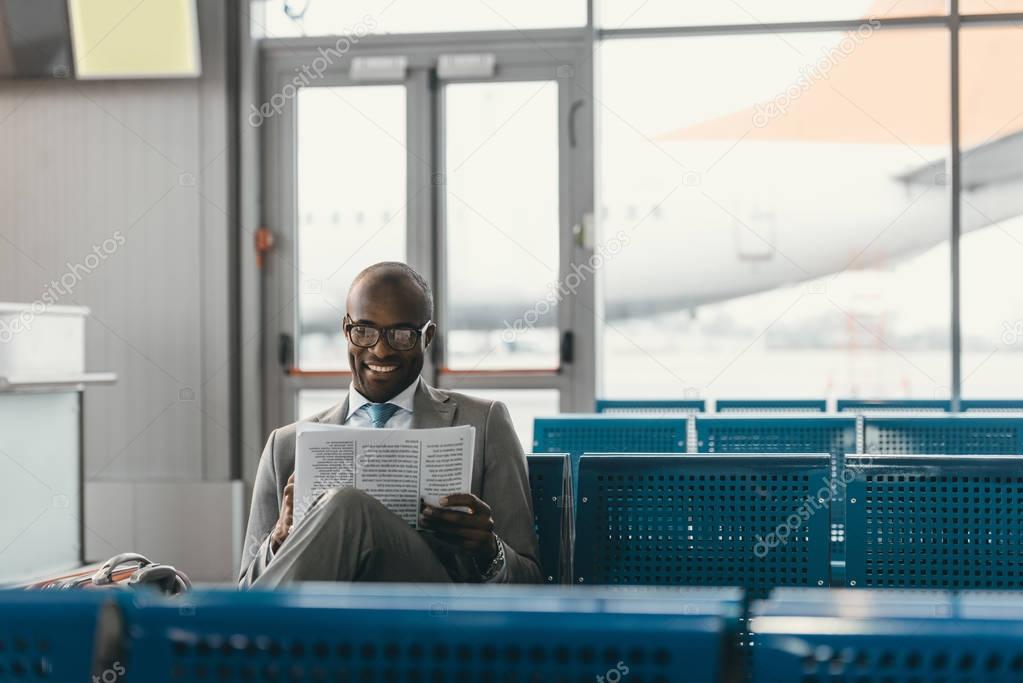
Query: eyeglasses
[{"left": 343, "top": 315, "right": 433, "bottom": 352}]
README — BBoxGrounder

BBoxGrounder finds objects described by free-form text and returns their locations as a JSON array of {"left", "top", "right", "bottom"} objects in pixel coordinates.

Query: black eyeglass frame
[{"left": 342, "top": 315, "right": 434, "bottom": 351}]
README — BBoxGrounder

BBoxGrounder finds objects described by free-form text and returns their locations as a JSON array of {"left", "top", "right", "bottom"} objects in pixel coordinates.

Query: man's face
[{"left": 346, "top": 280, "right": 434, "bottom": 403}]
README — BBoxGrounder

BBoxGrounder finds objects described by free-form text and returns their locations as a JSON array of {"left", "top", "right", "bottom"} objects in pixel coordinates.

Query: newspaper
[{"left": 294, "top": 423, "right": 475, "bottom": 528}]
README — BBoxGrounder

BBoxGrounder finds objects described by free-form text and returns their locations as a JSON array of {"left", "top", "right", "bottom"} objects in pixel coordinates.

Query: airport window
[
  {"left": 295, "top": 85, "right": 407, "bottom": 371},
  {"left": 461, "top": 389, "right": 561, "bottom": 449},
  {"left": 443, "top": 81, "right": 561, "bottom": 372},
  {"left": 251, "top": 0, "right": 586, "bottom": 38},
  {"left": 263, "top": 0, "right": 1023, "bottom": 420},
  {"left": 959, "top": 26, "right": 1023, "bottom": 397},
  {"left": 297, "top": 389, "right": 348, "bottom": 420},
  {"left": 597, "top": 30, "right": 952, "bottom": 399}
]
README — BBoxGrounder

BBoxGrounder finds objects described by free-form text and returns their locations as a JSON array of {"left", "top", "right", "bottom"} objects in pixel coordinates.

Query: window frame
[
  {"left": 254, "top": 2, "right": 1023, "bottom": 436},
  {"left": 259, "top": 29, "right": 597, "bottom": 429}
]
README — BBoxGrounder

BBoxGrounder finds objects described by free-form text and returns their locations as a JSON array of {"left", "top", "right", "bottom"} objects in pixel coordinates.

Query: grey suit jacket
[{"left": 238, "top": 380, "right": 542, "bottom": 586}]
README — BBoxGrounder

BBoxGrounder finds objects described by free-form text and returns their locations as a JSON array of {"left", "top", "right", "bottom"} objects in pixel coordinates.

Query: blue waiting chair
[
  {"left": 533, "top": 415, "right": 687, "bottom": 485},
  {"left": 0, "top": 590, "right": 115, "bottom": 681},
  {"left": 837, "top": 398, "right": 952, "bottom": 413},
  {"left": 844, "top": 454, "right": 1023, "bottom": 589},
  {"left": 695, "top": 416, "right": 857, "bottom": 457},
  {"left": 595, "top": 398, "right": 706, "bottom": 414},
  {"left": 119, "top": 586, "right": 737, "bottom": 683},
  {"left": 526, "top": 454, "right": 571, "bottom": 584},
  {"left": 695, "top": 415, "right": 857, "bottom": 574},
  {"left": 752, "top": 588, "right": 1023, "bottom": 682},
  {"left": 573, "top": 454, "right": 832, "bottom": 597},
  {"left": 862, "top": 415, "right": 1023, "bottom": 455},
  {"left": 715, "top": 399, "right": 826, "bottom": 413},
  {"left": 960, "top": 399, "right": 1023, "bottom": 413}
]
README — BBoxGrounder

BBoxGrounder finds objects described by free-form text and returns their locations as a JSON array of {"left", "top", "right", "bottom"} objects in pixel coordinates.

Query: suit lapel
[{"left": 412, "top": 380, "right": 456, "bottom": 428}]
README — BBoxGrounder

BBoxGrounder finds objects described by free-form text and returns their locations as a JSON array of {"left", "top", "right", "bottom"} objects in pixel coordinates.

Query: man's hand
[
  {"left": 419, "top": 493, "right": 498, "bottom": 566},
  {"left": 270, "top": 472, "right": 295, "bottom": 552}
]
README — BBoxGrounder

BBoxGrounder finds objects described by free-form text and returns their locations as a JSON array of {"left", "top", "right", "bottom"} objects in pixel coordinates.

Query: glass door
[
  {"left": 262, "top": 49, "right": 431, "bottom": 428},
  {"left": 262, "top": 32, "right": 593, "bottom": 436},
  {"left": 435, "top": 58, "right": 590, "bottom": 445},
  {"left": 291, "top": 80, "right": 410, "bottom": 415},
  {"left": 295, "top": 84, "right": 409, "bottom": 372}
]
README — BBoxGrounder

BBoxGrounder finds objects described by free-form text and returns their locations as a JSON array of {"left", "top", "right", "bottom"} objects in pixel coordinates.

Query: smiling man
[{"left": 239, "top": 262, "right": 542, "bottom": 586}]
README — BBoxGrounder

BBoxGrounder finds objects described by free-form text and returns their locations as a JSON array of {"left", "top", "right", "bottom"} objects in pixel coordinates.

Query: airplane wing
[{"left": 897, "top": 130, "right": 1023, "bottom": 191}]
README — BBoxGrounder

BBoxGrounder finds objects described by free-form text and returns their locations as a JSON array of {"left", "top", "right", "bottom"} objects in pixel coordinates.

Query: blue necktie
[{"left": 364, "top": 402, "right": 400, "bottom": 428}]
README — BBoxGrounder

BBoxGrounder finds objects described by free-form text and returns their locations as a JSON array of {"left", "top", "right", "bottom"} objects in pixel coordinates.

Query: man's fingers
[
  {"left": 421, "top": 505, "right": 493, "bottom": 530},
  {"left": 440, "top": 493, "right": 490, "bottom": 516}
]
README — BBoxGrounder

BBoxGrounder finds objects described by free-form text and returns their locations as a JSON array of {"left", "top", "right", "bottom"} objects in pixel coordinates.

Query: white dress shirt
[{"left": 344, "top": 376, "right": 419, "bottom": 428}]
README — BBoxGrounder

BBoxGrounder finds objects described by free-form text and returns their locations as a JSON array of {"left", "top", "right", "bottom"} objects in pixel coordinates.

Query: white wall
[{"left": 0, "top": 1, "right": 245, "bottom": 580}]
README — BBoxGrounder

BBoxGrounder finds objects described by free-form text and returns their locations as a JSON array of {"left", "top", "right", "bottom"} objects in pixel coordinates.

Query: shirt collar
[{"left": 346, "top": 376, "right": 421, "bottom": 422}]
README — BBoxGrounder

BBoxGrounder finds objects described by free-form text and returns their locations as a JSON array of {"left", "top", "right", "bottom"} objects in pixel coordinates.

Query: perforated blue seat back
[
  {"left": 837, "top": 398, "right": 952, "bottom": 413},
  {"left": 533, "top": 416, "right": 687, "bottom": 485},
  {"left": 0, "top": 590, "right": 111, "bottom": 681},
  {"left": 752, "top": 590, "right": 1023, "bottom": 682},
  {"left": 845, "top": 455, "right": 1023, "bottom": 589},
  {"left": 695, "top": 417, "right": 856, "bottom": 456},
  {"left": 574, "top": 454, "right": 831, "bottom": 596},
  {"left": 121, "top": 588, "right": 730, "bottom": 683},
  {"left": 696, "top": 416, "right": 857, "bottom": 563},
  {"left": 753, "top": 618, "right": 1023, "bottom": 682},
  {"left": 715, "top": 399, "right": 826, "bottom": 413},
  {"left": 533, "top": 416, "right": 688, "bottom": 454},
  {"left": 961, "top": 399, "right": 1023, "bottom": 413},
  {"left": 595, "top": 399, "right": 705, "bottom": 414},
  {"left": 526, "top": 454, "right": 570, "bottom": 584},
  {"left": 863, "top": 416, "right": 1023, "bottom": 454}
]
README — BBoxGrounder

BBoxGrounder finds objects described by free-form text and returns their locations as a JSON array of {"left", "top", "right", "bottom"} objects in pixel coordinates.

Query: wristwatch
[{"left": 476, "top": 535, "right": 506, "bottom": 581}]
